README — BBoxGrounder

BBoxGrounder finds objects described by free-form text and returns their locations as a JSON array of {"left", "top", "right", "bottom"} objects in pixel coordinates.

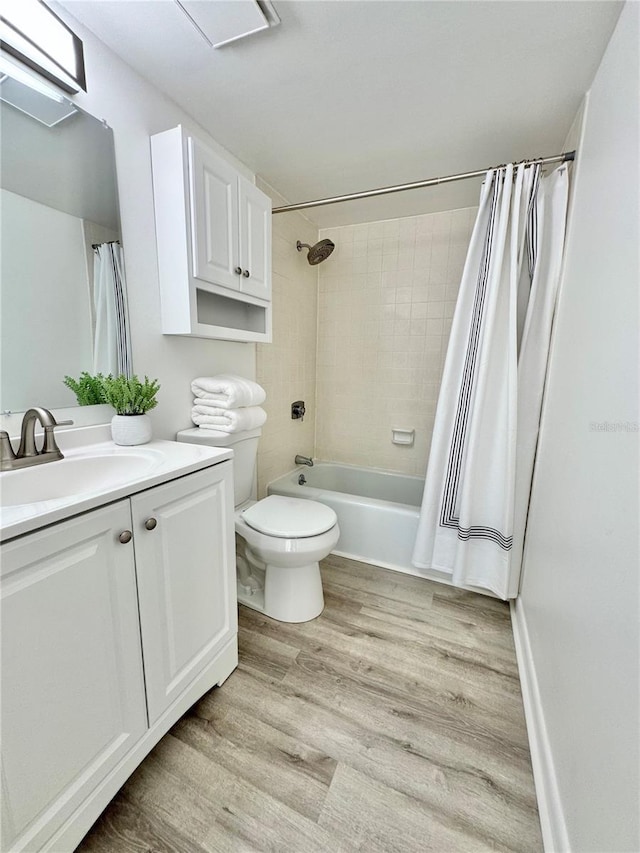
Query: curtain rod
[
  {"left": 272, "top": 151, "right": 576, "bottom": 215},
  {"left": 91, "top": 240, "right": 121, "bottom": 249}
]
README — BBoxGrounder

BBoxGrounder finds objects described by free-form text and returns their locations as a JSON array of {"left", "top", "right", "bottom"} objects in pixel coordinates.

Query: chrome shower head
[{"left": 296, "top": 238, "right": 335, "bottom": 265}]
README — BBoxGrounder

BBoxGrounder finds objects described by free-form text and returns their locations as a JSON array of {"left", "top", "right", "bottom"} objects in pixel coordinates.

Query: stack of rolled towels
[{"left": 191, "top": 374, "right": 267, "bottom": 433}]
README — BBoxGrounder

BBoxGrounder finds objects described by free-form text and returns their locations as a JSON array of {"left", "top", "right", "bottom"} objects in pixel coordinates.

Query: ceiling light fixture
[
  {"left": 0, "top": 54, "right": 78, "bottom": 127},
  {"left": 0, "top": 54, "right": 63, "bottom": 100},
  {"left": 175, "top": 0, "right": 280, "bottom": 49},
  {"left": 0, "top": 0, "right": 86, "bottom": 93}
]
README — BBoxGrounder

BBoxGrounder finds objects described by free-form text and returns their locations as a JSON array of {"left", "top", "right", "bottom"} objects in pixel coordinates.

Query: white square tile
[
  {"left": 279, "top": 206, "right": 473, "bottom": 475},
  {"left": 382, "top": 253, "right": 399, "bottom": 272},
  {"left": 410, "top": 302, "right": 428, "bottom": 320}
]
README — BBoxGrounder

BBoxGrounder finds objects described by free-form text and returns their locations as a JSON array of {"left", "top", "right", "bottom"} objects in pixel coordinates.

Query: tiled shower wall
[
  {"left": 315, "top": 207, "right": 477, "bottom": 476},
  {"left": 255, "top": 179, "right": 318, "bottom": 498}
]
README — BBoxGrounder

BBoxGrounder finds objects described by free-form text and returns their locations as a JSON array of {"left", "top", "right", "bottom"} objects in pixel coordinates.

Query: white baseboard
[{"left": 510, "top": 600, "right": 570, "bottom": 853}]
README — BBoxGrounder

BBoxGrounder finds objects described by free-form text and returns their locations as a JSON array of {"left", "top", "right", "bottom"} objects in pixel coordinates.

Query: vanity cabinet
[
  {"left": 1, "top": 502, "right": 147, "bottom": 853},
  {"left": 151, "top": 125, "right": 272, "bottom": 343},
  {"left": 0, "top": 460, "right": 237, "bottom": 853},
  {"left": 131, "top": 466, "right": 236, "bottom": 724}
]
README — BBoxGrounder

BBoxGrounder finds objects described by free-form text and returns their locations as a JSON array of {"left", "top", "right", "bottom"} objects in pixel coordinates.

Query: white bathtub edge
[{"left": 329, "top": 548, "right": 455, "bottom": 586}]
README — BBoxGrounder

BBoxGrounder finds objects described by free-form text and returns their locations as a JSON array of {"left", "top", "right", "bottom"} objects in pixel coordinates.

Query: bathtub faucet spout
[{"left": 295, "top": 454, "right": 314, "bottom": 467}]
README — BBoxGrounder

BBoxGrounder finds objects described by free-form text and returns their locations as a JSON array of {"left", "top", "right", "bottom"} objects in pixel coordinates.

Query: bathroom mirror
[{"left": 0, "top": 75, "right": 129, "bottom": 413}]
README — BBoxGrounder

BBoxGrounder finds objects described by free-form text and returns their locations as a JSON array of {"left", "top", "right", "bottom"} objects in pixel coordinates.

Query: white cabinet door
[
  {"left": 131, "top": 463, "right": 237, "bottom": 724},
  {"left": 238, "top": 176, "right": 272, "bottom": 300},
  {"left": 189, "top": 136, "right": 240, "bottom": 290},
  {"left": 0, "top": 502, "right": 147, "bottom": 853}
]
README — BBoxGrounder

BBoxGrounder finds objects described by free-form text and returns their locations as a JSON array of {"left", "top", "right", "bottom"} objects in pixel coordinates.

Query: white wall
[
  {"left": 255, "top": 180, "right": 318, "bottom": 498},
  {"left": 47, "top": 5, "right": 257, "bottom": 439},
  {"left": 517, "top": 3, "right": 639, "bottom": 851}
]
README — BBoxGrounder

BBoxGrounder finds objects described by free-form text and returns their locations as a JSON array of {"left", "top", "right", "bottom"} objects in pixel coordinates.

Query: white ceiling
[{"left": 56, "top": 0, "right": 622, "bottom": 226}]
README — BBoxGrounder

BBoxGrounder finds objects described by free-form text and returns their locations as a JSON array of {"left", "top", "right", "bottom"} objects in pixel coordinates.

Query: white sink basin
[
  {"left": 0, "top": 430, "right": 232, "bottom": 542},
  {"left": 0, "top": 452, "right": 159, "bottom": 507}
]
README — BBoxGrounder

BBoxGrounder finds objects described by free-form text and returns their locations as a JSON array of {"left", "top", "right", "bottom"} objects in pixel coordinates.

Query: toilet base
[
  {"left": 237, "top": 581, "right": 266, "bottom": 615},
  {"left": 236, "top": 550, "right": 325, "bottom": 623},
  {"left": 264, "top": 560, "right": 324, "bottom": 622}
]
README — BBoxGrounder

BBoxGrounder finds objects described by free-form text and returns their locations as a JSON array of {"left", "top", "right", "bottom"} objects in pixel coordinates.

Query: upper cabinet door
[
  {"left": 131, "top": 464, "right": 237, "bottom": 725},
  {"left": 189, "top": 136, "right": 239, "bottom": 290},
  {"left": 0, "top": 502, "right": 147, "bottom": 853},
  {"left": 151, "top": 126, "right": 273, "bottom": 341},
  {"left": 238, "top": 176, "right": 272, "bottom": 301}
]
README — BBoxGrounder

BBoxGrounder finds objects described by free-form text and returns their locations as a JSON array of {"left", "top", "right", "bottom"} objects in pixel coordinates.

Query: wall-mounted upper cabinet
[
  {"left": 150, "top": 126, "right": 272, "bottom": 343},
  {"left": 190, "top": 137, "right": 270, "bottom": 301}
]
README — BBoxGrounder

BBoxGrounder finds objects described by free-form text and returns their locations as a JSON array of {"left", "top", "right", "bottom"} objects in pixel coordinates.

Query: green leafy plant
[
  {"left": 63, "top": 372, "right": 108, "bottom": 406},
  {"left": 101, "top": 374, "right": 160, "bottom": 415}
]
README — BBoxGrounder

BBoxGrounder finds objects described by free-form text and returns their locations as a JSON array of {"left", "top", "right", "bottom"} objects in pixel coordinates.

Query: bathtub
[{"left": 268, "top": 461, "right": 432, "bottom": 577}]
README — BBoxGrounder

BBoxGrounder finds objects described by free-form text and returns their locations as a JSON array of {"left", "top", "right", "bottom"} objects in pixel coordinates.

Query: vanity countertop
[{"left": 0, "top": 425, "right": 232, "bottom": 542}]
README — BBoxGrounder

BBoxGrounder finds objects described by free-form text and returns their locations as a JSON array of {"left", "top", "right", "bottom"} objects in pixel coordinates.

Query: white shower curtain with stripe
[
  {"left": 93, "top": 241, "right": 132, "bottom": 377},
  {"left": 411, "top": 162, "right": 569, "bottom": 599}
]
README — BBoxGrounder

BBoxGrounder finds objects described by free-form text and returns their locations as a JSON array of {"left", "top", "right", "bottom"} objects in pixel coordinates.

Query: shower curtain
[
  {"left": 93, "top": 241, "right": 132, "bottom": 377},
  {"left": 412, "top": 162, "right": 569, "bottom": 599}
]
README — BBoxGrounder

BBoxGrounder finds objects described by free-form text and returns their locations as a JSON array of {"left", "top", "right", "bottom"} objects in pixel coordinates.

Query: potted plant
[
  {"left": 63, "top": 372, "right": 108, "bottom": 406},
  {"left": 101, "top": 374, "right": 160, "bottom": 446}
]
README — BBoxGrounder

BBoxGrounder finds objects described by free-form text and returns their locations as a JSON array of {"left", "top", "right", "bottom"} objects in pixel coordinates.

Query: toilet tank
[
  {"left": 226, "top": 433, "right": 260, "bottom": 504},
  {"left": 176, "top": 427, "right": 261, "bottom": 507}
]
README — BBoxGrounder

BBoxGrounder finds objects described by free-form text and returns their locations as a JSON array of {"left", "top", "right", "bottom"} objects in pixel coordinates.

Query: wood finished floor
[{"left": 78, "top": 555, "right": 542, "bottom": 853}]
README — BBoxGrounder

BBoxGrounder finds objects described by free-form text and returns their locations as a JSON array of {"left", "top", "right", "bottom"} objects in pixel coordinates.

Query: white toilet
[{"left": 176, "top": 427, "right": 339, "bottom": 622}]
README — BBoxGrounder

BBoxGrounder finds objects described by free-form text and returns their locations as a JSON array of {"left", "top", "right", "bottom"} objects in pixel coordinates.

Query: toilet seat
[{"left": 241, "top": 495, "right": 337, "bottom": 538}]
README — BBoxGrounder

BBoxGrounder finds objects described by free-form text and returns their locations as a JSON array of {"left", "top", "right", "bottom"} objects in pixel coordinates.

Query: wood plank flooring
[{"left": 78, "top": 555, "right": 542, "bottom": 852}]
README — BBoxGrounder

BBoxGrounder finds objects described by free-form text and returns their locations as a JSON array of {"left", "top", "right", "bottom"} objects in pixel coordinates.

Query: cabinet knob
[
  {"left": 144, "top": 517, "right": 158, "bottom": 531},
  {"left": 235, "top": 266, "right": 242, "bottom": 275},
  {"left": 118, "top": 530, "right": 132, "bottom": 544},
  {"left": 242, "top": 269, "right": 250, "bottom": 278}
]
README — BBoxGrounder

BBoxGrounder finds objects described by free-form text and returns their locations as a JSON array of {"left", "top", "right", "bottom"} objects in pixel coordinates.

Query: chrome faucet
[
  {"left": 1, "top": 408, "right": 73, "bottom": 471},
  {"left": 295, "top": 454, "right": 313, "bottom": 467}
]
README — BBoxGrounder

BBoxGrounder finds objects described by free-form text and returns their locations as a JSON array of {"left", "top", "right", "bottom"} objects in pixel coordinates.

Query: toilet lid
[{"left": 242, "top": 495, "right": 337, "bottom": 538}]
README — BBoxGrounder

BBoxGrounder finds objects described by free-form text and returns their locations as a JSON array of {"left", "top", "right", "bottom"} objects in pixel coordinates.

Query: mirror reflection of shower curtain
[
  {"left": 92, "top": 242, "right": 132, "bottom": 377},
  {"left": 411, "top": 163, "right": 569, "bottom": 599}
]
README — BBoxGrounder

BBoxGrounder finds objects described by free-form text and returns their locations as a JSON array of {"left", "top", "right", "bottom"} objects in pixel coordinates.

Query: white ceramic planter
[{"left": 111, "top": 414, "right": 152, "bottom": 446}]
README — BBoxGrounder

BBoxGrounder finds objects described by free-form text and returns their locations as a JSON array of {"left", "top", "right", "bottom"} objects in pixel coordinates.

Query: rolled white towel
[
  {"left": 191, "top": 405, "right": 267, "bottom": 433},
  {"left": 190, "top": 374, "right": 266, "bottom": 409},
  {"left": 191, "top": 397, "right": 242, "bottom": 409}
]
